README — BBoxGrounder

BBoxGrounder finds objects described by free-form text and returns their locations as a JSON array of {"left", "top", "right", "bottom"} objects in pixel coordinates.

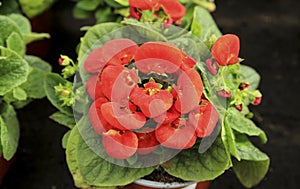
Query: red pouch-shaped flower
[
  {"left": 130, "top": 82, "right": 173, "bottom": 118},
  {"left": 101, "top": 102, "right": 146, "bottom": 130},
  {"left": 155, "top": 119, "right": 196, "bottom": 150},
  {"left": 136, "top": 129, "right": 159, "bottom": 155},
  {"left": 88, "top": 97, "right": 113, "bottom": 135},
  {"left": 188, "top": 99, "right": 219, "bottom": 138},
  {"left": 211, "top": 34, "right": 240, "bottom": 66},
  {"left": 101, "top": 65, "right": 138, "bottom": 103},
  {"left": 174, "top": 68, "right": 203, "bottom": 114},
  {"left": 102, "top": 129, "right": 138, "bottom": 159}
]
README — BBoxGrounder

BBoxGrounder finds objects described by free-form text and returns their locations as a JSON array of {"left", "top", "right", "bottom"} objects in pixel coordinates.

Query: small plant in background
[
  {"left": 0, "top": 13, "right": 51, "bottom": 161},
  {"left": 0, "top": 0, "right": 56, "bottom": 18}
]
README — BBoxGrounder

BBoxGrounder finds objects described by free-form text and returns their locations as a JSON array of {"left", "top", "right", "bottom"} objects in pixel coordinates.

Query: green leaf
[
  {"left": 66, "top": 127, "right": 93, "bottom": 189},
  {"left": 20, "top": 67, "right": 49, "bottom": 99},
  {"left": 50, "top": 111, "right": 76, "bottom": 129},
  {"left": 162, "top": 138, "right": 231, "bottom": 181},
  {"left": 44, "top": 73, "right": 73, "bottom": 115},
  {"left": 77, "top": 0, "right": 101, "bottom": 11},
  {"left": 0, "top": 47, "right": 29, "bottom": 96},
  {"left": 75, "top": 128, "right": 154, "bottom": 186},
  {"left": 122, "top": 19, "right": 168, "bottom": 42},
  {"left": 0, "top": 0, "right": 21, "bottom": 15},
  {"left": 19, "top": 0, "right": 55, "bottom": 18},
  {"left": 0, "top": 103, "right": 19, "bottom": 160},
  {"left": 25, "top": 55, "right": 52, "bottom": 71},
  {"left": 235, "top": 134, "right": 269, "bottom": 161},
  {"left": 114, "top": 0, "right": 128, "bottom": 6},
  {"left": 6, "top": 32, "right": 25, "bottom": 57},
  {"left": 73, "top": 6, "right": 94, "bottom": 19},
  {"left": 104, "top": 0, "right": 123, "bottom": 8},
  {"left": 0, "top": 15, "right": 22, "bottom": 47},
  {"left": 78, "top": 22, "right": 122, "bottom": 61},
  {"left": 191, "top": 6, "right": 222, "bottom": 42},
  {"left": 228, "top": 108, "right": 267, "bottom": 143},
  {"left": 239, "top": 65, "right": 261, "bottom": 90},
  {"left": 233, "top": 159, "right": 270, "bottom": 188},
  {"left": 233, "top": 135, "right": 269, "bottom": 188},
  {"left": 66, "top": 127, "right": 116, "bottom": 189},
  {"left": 8, "top": 14, "right": 31, "bottom": 34},
  {"left": 62, "top": 130, "right": 71, "bottom": 149},
  {"left": 23, "top": 32, "right": 50, "bottom": 45},
  {"left": 221, "top": 118, "right": 239, "bottom": 161},
  {"left": 12, "top": 87, "right": 27, "bottom": 101}
]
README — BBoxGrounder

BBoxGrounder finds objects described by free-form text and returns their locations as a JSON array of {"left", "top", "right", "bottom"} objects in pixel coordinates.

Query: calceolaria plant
[
  {"left": 0, "top": 14, "right": 51, "bottom": 160},
  {"left": 45, "top": 2, "right": 269, "bottom": 189},
  {"left": 0, "top": 0, "right": 55, "bottom": 18}
]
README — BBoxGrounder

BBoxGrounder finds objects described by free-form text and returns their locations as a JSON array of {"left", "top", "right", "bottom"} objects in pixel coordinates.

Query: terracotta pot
[
  {"left": 122, "top": 179, "right": 211, "bottom": 189},
  {"left": 0, "top": 156, "right": 15, "bottom": 185}
]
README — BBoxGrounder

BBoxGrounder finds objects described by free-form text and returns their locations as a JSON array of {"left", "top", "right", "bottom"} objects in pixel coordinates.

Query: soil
[{"left": 1, "top": 0, "right": 300, "bottom": 188}]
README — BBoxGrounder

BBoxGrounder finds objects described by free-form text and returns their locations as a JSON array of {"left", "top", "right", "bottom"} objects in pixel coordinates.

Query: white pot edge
[{"left": 134, "top": 179, "right": 196, "bottom": 188}]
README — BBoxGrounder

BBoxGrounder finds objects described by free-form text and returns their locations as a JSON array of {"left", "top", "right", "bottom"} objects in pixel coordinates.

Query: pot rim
[{"left": 134, "top": 179, "right": 196, "bottom": 188}]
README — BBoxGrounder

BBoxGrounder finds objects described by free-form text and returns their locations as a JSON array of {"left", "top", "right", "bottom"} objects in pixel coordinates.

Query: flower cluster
[
  {"left": 128, "top": 0, "right": 186, "bottom": 25},
  {"left": 84, "top": 39, "right": 220, "bottom": 159}
]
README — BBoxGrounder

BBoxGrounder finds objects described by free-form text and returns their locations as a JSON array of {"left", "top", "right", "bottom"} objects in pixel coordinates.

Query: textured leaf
[
  {"left": 6, "top": 32, "right": 25, "bottom": 56},
  {"left": 162, "top": 138, "right": 231, "bottom": 181},
  {"left": 228, "top": 108, "right": 267, "bottom": 143},
  {"left": 221, "top": 118, "right": 239, "bottom": 161},
  {"left": 73, "top": 6, "right": 94, "bottom": 19},
  {"left": 20, "top": 67, "right": 50, "bottom": 99},
  {"left": 25, "top": 55, "right": 52, "bottom": 72},
  {"left": 0, "top": 103, "right": 19, "bottom": 160},
  {"left": 50, "top": 111, "right": 76, "bottom": 129},
  {"left": 44, "top": 73, "right": 73, "bottom": 115},
  {"left": 76, "top": 0, "right": 101, "bottom": 11},
  {"left": 191, "top": 6, "right": 222, "bottom": 42},
  {"left": 8, "top": 14, "right": 31, "bottom": 34},
  {"left": 66, "top": 127, "right": 92, "bottom": 189},
  {"left": 239, "top": 65, "right": 261, "bottom": 90},
  {"left": 66, "top": 127, "right": 117, "bottom": 189},
  {"left": 233, "top": 159, "right": 270, "bottom": 188},
  {"left": 19, "top": 0, "right": 55, "bottom": 18},
  {"left": 122, "top": 19, "right": 168, "bottom": 42},
  {"left": 12, "top": 87, "right": 27, "bottom": 101},
  {"left": 232, "top": 134, "right": 269, "bottom": 188},
  {"left": 0, "top": 15, "right": 22, "bottom": 47},
  {"left": 0, "top": 47, "right": 29, "bottom": 96},
  {"left": 67, "top": 122, "right": 154, "bottom": 187},
  {"left": 235, "top": 134, "right": 269, "bottom": 161}
]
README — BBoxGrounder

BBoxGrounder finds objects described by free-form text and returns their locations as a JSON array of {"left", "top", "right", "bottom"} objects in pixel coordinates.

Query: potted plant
[
  {"left": 0, "top": 13, "right": 51, "bottom": 183},
  {"left": 45, "top": 1, "right": 269, "bottom": 188}
]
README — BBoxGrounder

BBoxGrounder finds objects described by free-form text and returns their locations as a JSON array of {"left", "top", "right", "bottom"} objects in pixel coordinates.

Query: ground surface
[{"left": 1, "top": 0, "right": 300, "bottom": 188}]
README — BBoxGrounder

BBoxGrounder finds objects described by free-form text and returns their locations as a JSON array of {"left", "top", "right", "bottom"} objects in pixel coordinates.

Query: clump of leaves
[
  {"left": 0, "top": 14, "right": 51, "bottom": 160},
  {"left": 0, "top": 0, "right": 56, "bottom": 18}
]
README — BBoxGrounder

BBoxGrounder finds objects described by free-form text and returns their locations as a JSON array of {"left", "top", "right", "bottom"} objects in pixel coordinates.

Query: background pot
[{"left": 123, "top": 179, "right": 211, "bottom": 189}]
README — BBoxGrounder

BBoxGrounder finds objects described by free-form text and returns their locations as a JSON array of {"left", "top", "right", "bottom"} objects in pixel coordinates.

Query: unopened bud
[
  {"left": 217, "top": 89, "right": 231, "bottom": 98},
  {"left": 206, "top": 58, "right": 219, "bottom": 75},
  {"left": 252, "top": 96, "right": 262, "bottom": 106}
]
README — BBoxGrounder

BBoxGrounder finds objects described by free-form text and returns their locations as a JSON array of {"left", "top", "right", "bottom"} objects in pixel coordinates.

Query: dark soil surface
[{"left": 1, "top": 0, "right": 300, "bottom": 188}]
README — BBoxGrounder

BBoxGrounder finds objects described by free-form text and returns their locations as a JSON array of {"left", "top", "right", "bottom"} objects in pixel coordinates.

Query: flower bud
[
  {"left": 239, "top": 82, "right": 250, "bottom": 90},
  {"left": 235, "top": 104, "right": 243, "bottom": 111},
  {"left": 252, "top": 96, "right": 262, "bottom": 106},
  {"left": 206, "top": 58, "right": 219, "bottom": 75},
  {"left": 217, "top": 89, "right": 231, "bottom": 98}
]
